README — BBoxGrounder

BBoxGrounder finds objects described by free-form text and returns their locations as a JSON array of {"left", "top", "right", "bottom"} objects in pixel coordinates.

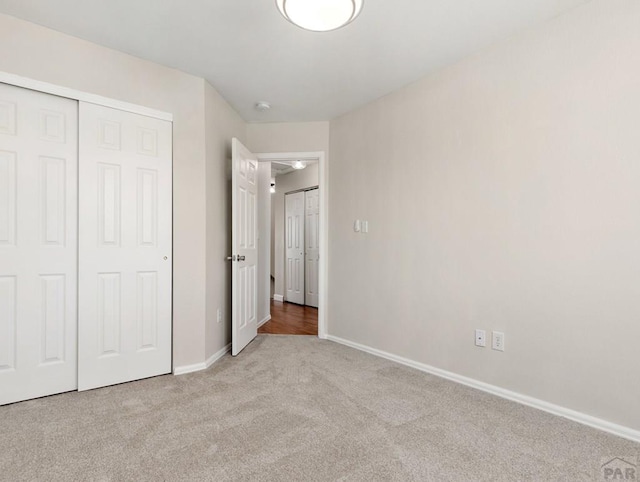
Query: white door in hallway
[
  {"left": 304, "top": 188, "right": 319, "bottom": 308},
  {"left": 78, "top": 102, "right": 172, "bottom": 391},
  {"left": 285, "top": 191, "right": 305, "bottom": 305},
  {"left": 0, "top": 83, "right": 78, "bottom": 405},
  {"left": 231, "top": 138, "right": 258, "bottom": 356}
]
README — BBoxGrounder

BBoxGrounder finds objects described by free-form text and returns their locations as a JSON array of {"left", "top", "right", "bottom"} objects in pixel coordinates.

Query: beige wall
[
  {"left": 272, "top": 165, "right": 319, "bottom": 298},
  {"left": 329, "top": 0, "right": 640, "bottom": 431},
  {"left": 247, "top": 122, "right": 330, "bottom": 154},
  {"left": 204, "top": 83, "right": 246, "bottom": 360},
  {"left": 0, "top": 13, "right": 236, "bottom": 369}
]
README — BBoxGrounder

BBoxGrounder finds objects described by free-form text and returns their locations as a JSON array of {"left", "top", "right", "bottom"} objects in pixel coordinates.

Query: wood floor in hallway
[{"left": 259, "top": 300, "right": 318, "bottom": 335}]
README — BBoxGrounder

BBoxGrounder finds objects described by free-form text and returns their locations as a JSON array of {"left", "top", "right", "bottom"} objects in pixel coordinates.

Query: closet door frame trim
[{"left": 0, "top": 71, "right": 173, "bottom": 122}]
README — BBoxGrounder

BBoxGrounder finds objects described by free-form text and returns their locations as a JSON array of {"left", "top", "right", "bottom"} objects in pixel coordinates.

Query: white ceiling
[
  {"left": 272, "top": 161, "right": 297, "bottom": 178},
  {"left": 271, "top": 160, "right": 318, "bottom": 177},
  {"left": 0, "top": 0, "right": 588, "bottom": 122}
]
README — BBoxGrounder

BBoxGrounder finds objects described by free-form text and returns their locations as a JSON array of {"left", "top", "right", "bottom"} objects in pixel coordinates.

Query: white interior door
[
  {"left": 305, "top": 188, "right": 320, "bottom": 308},
  {"left": 0, "top": 83, "right": 78, "bottom": 405},
  {"left": 78, "top": 102, "right": 172, "bottom": 391},
  {"left": 232, "top": 138, "right": 258, "bottom": 356},
  {"left": 285, "top": 191, "right": 305, "bottom": 305}
]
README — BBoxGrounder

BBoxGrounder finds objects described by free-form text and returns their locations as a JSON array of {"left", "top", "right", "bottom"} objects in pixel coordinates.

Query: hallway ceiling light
[
  {"left": 254, "top": 100, "right": 271, "bottom": 112},
  {"left": 292, "top": 160, "right": 307, "bottom": 170},
  {"left": 255, "top": 101, "right": 271, "bottom": 111},
  {"left": 276, "top": 0, "right": 364, "bottom": 32}
]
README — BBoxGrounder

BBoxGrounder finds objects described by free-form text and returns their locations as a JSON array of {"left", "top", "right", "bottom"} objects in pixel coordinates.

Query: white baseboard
[
  {"left": 173, "top": 343, "right": 231, "bottom": 376},
  {"left": 326, "top": 335, "right": 640, "bottom": 444},
  {"left": 258, "top": 315, "right": 271, "bottom": 328},
  {"left": 273, "top": 294, "right": 284, "bottom": 302}
]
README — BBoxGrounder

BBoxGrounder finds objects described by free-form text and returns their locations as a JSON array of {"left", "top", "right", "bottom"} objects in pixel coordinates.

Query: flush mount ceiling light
[
  {"left": 276, "top": 0, "right": 364, "bottom": 32},
  {"left": 292, "top": 160, "right": 307, "bottom": 170}
]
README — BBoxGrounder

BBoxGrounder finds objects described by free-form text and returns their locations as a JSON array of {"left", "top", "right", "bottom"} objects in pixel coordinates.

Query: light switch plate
[
  {"left": 354, "top": 220, "right": 361, "bottom": 232},
  {"left": 475, "top": 329, "right": 486, "bottom": 347}
]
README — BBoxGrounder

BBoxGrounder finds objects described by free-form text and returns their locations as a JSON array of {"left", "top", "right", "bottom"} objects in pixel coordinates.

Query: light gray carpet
[{"left": 0, "top": 335, "right": 638, "bottom": 481}]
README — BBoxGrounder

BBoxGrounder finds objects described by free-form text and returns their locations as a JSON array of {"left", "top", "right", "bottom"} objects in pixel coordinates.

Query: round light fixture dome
[{"left": 276, "top": 0, "right": 364, "bottom": 32}]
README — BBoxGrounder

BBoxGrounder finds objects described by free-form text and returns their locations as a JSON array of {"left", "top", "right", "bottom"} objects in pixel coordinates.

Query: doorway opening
[
  {"left": 230, "top": 143, "right": 327, "bottom": 356},
  {"left": 256, "top": 153, "right": 326, "bottom": 337},
  {"left": 227, "top": 138, "right": 327, "bottom": 356}
]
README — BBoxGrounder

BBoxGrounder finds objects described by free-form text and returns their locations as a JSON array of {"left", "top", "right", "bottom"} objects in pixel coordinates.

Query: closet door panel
[
  {"left": 285, "top": 191, "right": 305, "bottom": 305},
  {"left": 78, "top": 102, "right": 172, "bottom": 391},
  {"left": 304, "top": 188, "right": 320, "bottom": 308},
  {"left": 0, "top": 83, "right": 78, "bottom": 405}
]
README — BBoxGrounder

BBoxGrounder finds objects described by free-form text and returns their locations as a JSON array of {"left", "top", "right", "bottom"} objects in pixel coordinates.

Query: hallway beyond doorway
[{"left": 259, "top": 301, "right": 318, "bottom": 335}]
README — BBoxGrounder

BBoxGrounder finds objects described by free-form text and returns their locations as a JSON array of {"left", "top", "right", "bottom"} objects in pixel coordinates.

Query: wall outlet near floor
[
  {"left": 492, "top": 331, "right": 505, "bottom": 351},
  {"left": 217, "top": 308, "right": 222, "bottom": 323},
  {"left": 475, "top": 329, "right": 486, "bottom": 347}
]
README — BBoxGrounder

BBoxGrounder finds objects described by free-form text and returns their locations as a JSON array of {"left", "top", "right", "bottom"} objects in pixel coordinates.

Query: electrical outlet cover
[{"left": 492, "top": 331, "right": 505, "bottom": 351}]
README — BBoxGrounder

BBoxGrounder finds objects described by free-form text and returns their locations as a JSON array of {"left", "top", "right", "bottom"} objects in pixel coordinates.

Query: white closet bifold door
[
  {"left": 0, "top": 83, "right": 78, "bottom": 405},
  {"left": 304, "top": 188, "right": 319, "bottom": 308},
  {"left": 285, "top": 191, "right": 305, "bottom": 305},
  {"left": 78, "top": 102, "right": 172, "bottom": 391}
]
